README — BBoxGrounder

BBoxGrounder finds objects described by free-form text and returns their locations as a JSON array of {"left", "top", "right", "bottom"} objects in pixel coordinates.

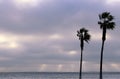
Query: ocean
[{"left": 0, "top": 72, "right": 119, "bottom": 79}]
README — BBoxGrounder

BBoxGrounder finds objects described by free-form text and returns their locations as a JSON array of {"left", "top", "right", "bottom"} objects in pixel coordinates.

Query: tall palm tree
[
  {"left": 98, "top": 12, "right": 115, "bottom": 79},
  {"left": 77, "top": 28, "right": 90, "bottom": 79}
]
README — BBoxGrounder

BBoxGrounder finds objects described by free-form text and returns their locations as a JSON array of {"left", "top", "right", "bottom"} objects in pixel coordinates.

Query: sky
[{"left": 0, "top": 0, "right": 120, "bottom": 72}]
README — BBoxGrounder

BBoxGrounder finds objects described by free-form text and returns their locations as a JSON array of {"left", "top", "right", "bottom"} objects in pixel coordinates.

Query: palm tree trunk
[
  {"left": 100, "top": 40, "right": 105, "bottom": 79},
  {"left": 79, "top": 49, "right": 83, "bottom": 79}
]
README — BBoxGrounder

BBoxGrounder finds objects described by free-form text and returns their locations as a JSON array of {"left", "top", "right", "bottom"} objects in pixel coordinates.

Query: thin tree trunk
[
  {"left": 100, "top": 40, "right": 105, "bottom": 79},
  {"left": 79, "top": 49, "right": 83, "bottom": 79}
]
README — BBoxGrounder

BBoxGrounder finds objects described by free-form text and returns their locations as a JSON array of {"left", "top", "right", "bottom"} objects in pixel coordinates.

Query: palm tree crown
[
  {"left": 98, "top": 12, "right": 115, "bottom": 41},
  {"left": 77, "top": 28, "right": 90, "bottom": 49}
]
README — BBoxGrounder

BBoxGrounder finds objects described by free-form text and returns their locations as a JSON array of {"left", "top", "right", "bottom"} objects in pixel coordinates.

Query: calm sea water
[{"left": 0, "top": 72, "right": 120, "bottom": 79}]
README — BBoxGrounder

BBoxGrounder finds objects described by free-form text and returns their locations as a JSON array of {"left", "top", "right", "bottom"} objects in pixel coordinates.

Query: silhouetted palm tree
[
  {"left": 77, "top": 28, "right": 90, "bottom": 79},
  {"left": 98, "top": 12, "right": 115, "bottom": 79}
]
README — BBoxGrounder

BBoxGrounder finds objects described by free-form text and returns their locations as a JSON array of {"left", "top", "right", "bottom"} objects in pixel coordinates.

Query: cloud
[
  {"left": 0, "top": 0, "right": 119, "bottom": 72},
  {"left": 106, "top": 0, "right": 120, "bottom": 5},
  {"left": 13, "top": 0, "right": 40, "bottom": 9}
]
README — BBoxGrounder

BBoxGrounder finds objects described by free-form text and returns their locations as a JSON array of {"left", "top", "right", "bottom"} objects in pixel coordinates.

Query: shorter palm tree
[{"left": 77, "top": 28, "right": 90, "bottom": 79}]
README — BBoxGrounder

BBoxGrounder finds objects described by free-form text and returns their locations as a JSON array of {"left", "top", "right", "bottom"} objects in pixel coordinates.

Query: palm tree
[
  {"left": 77, "top": 28, "right": 90, "bottom": 79},
  {"left": 98, "top": 12, "right": 115, "bottom": 79}
]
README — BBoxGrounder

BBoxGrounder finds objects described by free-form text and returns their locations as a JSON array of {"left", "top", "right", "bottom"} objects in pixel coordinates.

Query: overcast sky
[{"left": 0, "top": 0, "right": 120, "bottom": 72}]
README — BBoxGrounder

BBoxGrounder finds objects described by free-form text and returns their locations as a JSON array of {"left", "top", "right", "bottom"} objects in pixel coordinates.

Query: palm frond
[
  {"left": 108, "top": 15, "right": 114, "bottom": 21},
  {"left": 99, "top": 14, "right": 102, "bottom": 20},
  {"left": 84, "top": 33, "right": 90, "bottom": 43},
  {"left": 107, "top": 22, "right": 115, "bottom": 30},
  {"left": 77, "top": 30, "right": 82, "bottom": 40},
  {"left": 102, "top": 12, "right": 110, "bottom": 19},
  {"left": 80, "top": 28, "right": 85, "bottom": 33}
]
